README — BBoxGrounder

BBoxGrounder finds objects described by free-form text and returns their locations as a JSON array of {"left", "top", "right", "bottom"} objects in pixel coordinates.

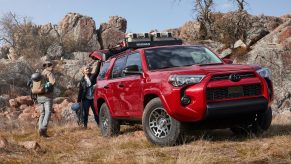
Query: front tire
[
  {"left": 142, "top": 98, "right": 182, "bottom": 146},
  {"left": 99, "top": 103, "right": 120, "bottom": 136}
]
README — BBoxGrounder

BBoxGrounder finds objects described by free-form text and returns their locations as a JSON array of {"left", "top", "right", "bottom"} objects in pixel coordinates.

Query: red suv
[{"left": 91, "top": 33, "right": 273, "bottom": 146}]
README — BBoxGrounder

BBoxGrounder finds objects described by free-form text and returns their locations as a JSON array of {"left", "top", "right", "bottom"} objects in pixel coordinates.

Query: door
[
  {"left": 107, "top": 55, "right": 128, "bottom": 117},
  {"left": 121, "top": 53, "right": 143, "bottom": 118}
]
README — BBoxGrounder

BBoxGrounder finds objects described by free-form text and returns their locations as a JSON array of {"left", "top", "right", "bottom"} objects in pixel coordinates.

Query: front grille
[
  {"left": 211, "top": 72, "right": 256, "bottom": 81},
  {"left": 206, "top": 84, "right": 261, "bottom": 101}
]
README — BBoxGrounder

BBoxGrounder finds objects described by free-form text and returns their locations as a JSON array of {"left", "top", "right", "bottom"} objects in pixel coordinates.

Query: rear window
[
  {"left": 97, "top": 61, "right": 110, "bottom": 80},
  {"left": 145, "top": 46, "right": 222, "bottom": 70}
]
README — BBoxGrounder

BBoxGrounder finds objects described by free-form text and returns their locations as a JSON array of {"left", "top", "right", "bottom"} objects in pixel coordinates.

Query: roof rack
[{"left": 90, "top": 32, "right": 183, "bottom": 61}]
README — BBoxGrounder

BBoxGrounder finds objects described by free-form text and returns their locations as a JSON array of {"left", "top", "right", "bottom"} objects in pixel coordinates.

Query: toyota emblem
[{"left": 229, "top": 74, "right": 241, "bottom": 82}]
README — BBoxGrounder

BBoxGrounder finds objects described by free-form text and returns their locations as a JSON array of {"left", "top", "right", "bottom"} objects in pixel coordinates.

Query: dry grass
[{"left": 0, "top": 118, "right": 291, "bottom": 164}]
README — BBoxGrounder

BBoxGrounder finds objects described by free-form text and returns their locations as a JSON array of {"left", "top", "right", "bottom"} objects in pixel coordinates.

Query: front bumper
[{"left": 205, "top": 96, "right": 268, "bottom": 119}]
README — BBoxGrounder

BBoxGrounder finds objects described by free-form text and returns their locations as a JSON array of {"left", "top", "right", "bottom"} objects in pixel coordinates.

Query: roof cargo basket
[{"left": 90, "top": 32, "right": 183, "bottom": 61}]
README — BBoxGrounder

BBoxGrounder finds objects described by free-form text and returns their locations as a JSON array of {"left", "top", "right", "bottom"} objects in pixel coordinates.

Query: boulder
[
  {"left": 246, "top": 15, "right": 283, "bottom": 47},
  {"left": 60, "top": 105, "right": 77, "bottom": 122},
  {"left": 59, "top": 12, "right": 100, "bottom": 51},
  {"left": 15, "top": 96, "right": 33, "bottom": 106},
  {"left": 234, "top": 19, "right": 291, "bottom": 113},
  {"left": 46, "top": 43, "right": 63, "bottom": 59},
  {"left": 9, "top": 99, "right": 19, "bottom": 108},
  {"left": 220, "top": 48, "right": 232, "bottom": 58},
  {"left": 99, "top": 16, "right": 127, "bottom": 49},
  {"left": 234, "top": 40, "right": 247, "bottom": 49}
]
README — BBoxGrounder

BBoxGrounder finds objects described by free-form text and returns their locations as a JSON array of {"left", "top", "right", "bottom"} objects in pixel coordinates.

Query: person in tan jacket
[{"left": 37, "top": 60, "right": 56, "bottom": 137}]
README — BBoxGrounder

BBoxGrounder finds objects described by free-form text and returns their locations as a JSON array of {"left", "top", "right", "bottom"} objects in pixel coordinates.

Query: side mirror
[
  {"left": 223, "top": 58, "right": 233, "bottom": 64},
  {"left": 123, "top": 65, "right": 142, "bottom": 75}
]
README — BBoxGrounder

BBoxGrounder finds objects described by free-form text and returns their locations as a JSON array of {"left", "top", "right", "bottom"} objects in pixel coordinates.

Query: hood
[
  {"left": 197, "top": 64, "right": 256, "bottom": 74},
  {"left": 155, "top": 64, "right": 256, "bottom": 75}
]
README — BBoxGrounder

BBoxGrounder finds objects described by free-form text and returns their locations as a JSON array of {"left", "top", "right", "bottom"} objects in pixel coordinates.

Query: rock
[
  {"left": 59, "top": 13, "right": 100, "bottom": 52},
  {"left": 60, "top": 105, "right": 77, "bottom": 122},
  {"left": 23, "top": 106, "right": 33, "bottom": 113},
  {"left": 273, "top": 110, "right": 291, "bottom": 124},
  {"left": 19, "top": 104, "right": 28, "bottom": 111},
  {"left": 46, "top": 43, "right": 63, "bottom": 60},
  {"left": 18, "top": 113, "right": 32, "bottom": 121},
  {"left": 179, "top": 21, "right": 201, "bottom": 43},
  {"left": 0, "top": 94, "right": 9, "bottom": 110},
  {"left": 15, "top": 96, "right": 33, "bottom": 106},
  {"left": 0, "top": 60, "right": 33, "bottom": 96},
  {"left": 196, "top": 40, "right": 225, "bottom": 53},
  {"left": 19, "top": 141, "right": 41, "bottom": 150},
  {"left": 72, "top": 52, "right": 91, "bottom": 61},
  {"left": 9, "top": 99, "right": 19, "bottom": 108},
  {"left": 235, "top": 19, "right": 291, "bottom": 112},
  {"left": 108, "top": 16, "right": 127, "bottom": 32},
  {"left": 246, "top": 15, "right": 283, "bottom": 47},
  {"left": 220, "top": 48, "right": 232, "bottom": 58},
  {"left": 234, "top": 40, "right": 247, "bottom": 49},
  {"left": 53, "top": 97, "right": 68, "bottom": 104},
  {"left": 0, "top": 46, "right": 10, "bottom": 59},
  {"left": 0, "top": 136, "right": 8, "bottom": 148},
  {"left": 7, "top": 47, "right": 17, "bottom": 61},
  {"left": 99, "top": 16, "right": 127, "bottom": 49}
]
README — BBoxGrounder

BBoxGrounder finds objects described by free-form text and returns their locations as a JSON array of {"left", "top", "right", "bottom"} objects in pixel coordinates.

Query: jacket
[{"left": 77, "top": 73, "right": 98, "bottom": 102}]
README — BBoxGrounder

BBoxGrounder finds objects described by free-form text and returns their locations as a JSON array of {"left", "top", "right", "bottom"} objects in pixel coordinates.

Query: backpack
[
  {"left": 30, "top": 72, "right": 46, "bottom": 94},
  {"left": 30, "top": 72, "right": 54, "bottom": 94}
]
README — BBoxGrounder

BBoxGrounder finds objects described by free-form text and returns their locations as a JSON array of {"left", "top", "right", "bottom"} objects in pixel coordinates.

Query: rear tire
[
  {"left": 99, "top": 103, "right": 120, "bottom": 136},
  {"left": 231, "top": 107, "right": 272, "bottom": 136},
  {"left": 142, "top": 98, "right": 183, "bottom": 146}
]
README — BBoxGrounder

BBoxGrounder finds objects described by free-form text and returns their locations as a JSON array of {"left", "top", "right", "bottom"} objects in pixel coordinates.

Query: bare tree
[
  {"left": 193, "top": 0, "right": 214, "bottom": 39},
  {"left": 232, "top": 0, "right": 248, "bottom": 12},
  {"left": 0, "top": 12, "right": 57, "bottom": 60}
]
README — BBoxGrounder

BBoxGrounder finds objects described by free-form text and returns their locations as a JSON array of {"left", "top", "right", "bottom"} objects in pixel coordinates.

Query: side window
[
  {"left": 98, "top": 61, "right": 110, "bottom": 80},
  {"left": 125, "top": 53, "right": 142, "bottom": 72},
  {"left": 111, "top": 55, "right": 127, "bottom": 78}
]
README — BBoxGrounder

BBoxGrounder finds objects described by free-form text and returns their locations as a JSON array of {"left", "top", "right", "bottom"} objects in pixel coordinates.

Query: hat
[{"left": 43, "top": 60, "right": 53, "bottom": 68}]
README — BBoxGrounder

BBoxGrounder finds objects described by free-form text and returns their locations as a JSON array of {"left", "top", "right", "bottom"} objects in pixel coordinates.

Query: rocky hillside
[{"left": 0, "top": 12, "right": 290, "bottom": 124}]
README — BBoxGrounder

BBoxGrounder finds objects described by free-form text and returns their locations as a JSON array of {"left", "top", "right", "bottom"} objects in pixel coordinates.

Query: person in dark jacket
[{"left": 77, "top": 62, "right": 101, "bottom": 128}]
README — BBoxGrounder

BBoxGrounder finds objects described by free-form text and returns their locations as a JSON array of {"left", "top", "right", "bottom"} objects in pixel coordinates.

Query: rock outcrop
[
  {"left": 99, "top": 16, "right": 127, "bottom": 49},
  {"left": 59, "top": 13, "right": 100, "bottom": 52},
  {"left": 235, "top": 19, "right": 291, "bottom": 112}
]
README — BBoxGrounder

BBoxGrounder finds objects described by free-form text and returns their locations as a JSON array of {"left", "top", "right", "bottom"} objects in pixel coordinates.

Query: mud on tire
[
  {"left": 142, "top": 97, "right": 183, "bottom": 146},
  {"left": 99, "top": 103, "right": 120, "bottom": 136}
]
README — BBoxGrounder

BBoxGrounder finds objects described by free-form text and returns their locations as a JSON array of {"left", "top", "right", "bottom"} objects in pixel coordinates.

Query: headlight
[
  {"left": 256, "top": 67, "right": 271, "bottom": 79},
  {"left": 169, "top": 75, "right": 205, "bottom": 87}
]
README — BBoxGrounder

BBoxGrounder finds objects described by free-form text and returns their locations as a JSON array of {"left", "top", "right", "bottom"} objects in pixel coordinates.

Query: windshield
[{"left": 145, "top": 46, "right": 222, "bottom": 70}]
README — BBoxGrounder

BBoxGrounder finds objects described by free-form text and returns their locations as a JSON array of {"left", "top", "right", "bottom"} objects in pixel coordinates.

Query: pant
[
  {"left": 37, "top": 96, "right": 53, "bottom": 131},
  {"left": 82, "top": 99, "right": 99, "bottom": 127}
]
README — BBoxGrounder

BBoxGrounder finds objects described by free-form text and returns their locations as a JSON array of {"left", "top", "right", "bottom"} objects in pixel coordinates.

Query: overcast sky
[{"left": 0, "top": 0, "right": 290, "bottom": 32}]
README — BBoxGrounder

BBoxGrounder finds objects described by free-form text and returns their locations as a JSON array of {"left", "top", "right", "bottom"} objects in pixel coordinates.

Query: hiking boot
[{"left": 39, "top": 129, "right": 49, "bottom": 138}]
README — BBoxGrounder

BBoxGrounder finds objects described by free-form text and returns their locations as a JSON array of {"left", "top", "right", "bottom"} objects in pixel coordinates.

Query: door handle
[
  {"left": 104, "top": 85, "right": 109, "bottom": 89},
  {"left": 118, "top": 84, "right": 125, "bottom": 88}
]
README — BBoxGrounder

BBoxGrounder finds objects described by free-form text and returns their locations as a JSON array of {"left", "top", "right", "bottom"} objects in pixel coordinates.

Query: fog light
[{"left": 181, "top": 95, "right": 191, "bottom": 106}]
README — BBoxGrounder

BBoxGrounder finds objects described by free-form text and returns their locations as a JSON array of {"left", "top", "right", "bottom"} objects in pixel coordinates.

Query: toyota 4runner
[{"left": 90, "top": 32, "right": 273, "bottom": 146}]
